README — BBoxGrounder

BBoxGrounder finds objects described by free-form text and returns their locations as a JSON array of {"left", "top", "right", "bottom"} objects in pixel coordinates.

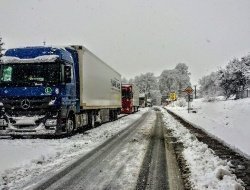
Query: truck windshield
[
  {"left": 0, "top": 63, "right": 60, "bottom": 87},
  {"left": 122, "top": 89, "right": 132, "bottom": 98}
]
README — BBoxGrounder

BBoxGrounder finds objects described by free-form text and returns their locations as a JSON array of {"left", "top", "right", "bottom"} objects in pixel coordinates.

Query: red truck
[{"left": 121, "top": 84, "right": 140, "bottom": 114}]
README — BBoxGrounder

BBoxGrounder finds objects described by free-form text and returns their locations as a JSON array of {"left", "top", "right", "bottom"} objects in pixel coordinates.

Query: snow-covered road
[
  {"left": 0, "top": 108, "right": 150, "bottom": 190},
  {"left": 1, "top": 105, "right": 246, "bottom": 190},
  {"left": 32, "top": 110, "right": 155, "bottom": 190}
]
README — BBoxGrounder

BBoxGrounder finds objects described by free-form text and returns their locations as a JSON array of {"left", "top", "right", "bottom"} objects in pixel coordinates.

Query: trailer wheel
[
  {"left": 109, "top": 110, "right": 115, "bottom": 121},
  {"left": 88, "top": 112, "right": 96, "bottom": 128},
  {"left": 114, "top": 110, "right": 118, "bottom": 120},
  {"left": 91, "top": 114, "right": 95, "bottom": 127}
]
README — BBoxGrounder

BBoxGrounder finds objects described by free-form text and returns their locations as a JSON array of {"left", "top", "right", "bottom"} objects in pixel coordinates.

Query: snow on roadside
[
  {"left": 0, "top": 108, "right": 149, "bottom": 190},
  {"left": 161, "top": 108, "right": 244, "bottom": 190},
  {"left": 167, "top": 98, "right": 250, "bottom": 158}
]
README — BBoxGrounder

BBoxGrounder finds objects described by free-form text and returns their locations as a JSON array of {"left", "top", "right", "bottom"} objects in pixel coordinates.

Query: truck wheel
[{"left": 66, "top": 115, "right": 75, "bottom": 135}]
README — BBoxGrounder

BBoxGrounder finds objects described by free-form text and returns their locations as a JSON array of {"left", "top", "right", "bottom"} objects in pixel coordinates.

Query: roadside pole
[
  {"left": 194, "top": 85, "right": 197, "bottom": 99},
  {"left": 184, "top": 86, "right": 193, "bottom": 114}
]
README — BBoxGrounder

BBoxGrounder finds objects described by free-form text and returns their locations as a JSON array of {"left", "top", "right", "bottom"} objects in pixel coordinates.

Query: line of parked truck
[{"left": 0, "top": 45, "right": 140, "bottom": 136}]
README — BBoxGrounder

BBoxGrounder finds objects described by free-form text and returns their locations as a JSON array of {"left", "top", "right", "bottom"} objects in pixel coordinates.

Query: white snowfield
[
  {"left": 0, "top": 108, "right": 150, "bottom": 190},
  {"left": 167, "top": 97, "right": 250, "bottom": 159},
  {"left": 161, "top": 108, "right": 244, "bottom": 190}
]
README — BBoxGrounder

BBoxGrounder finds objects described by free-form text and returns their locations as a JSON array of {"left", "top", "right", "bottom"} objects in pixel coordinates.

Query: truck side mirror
[{"left": 64, "top": 65, "right": 72, "bottom": 83}]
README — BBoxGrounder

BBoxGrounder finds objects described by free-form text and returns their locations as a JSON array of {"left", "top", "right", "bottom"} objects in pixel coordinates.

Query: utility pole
[{"left": 194, "top": 85, "right": 197, "bottom": 99}]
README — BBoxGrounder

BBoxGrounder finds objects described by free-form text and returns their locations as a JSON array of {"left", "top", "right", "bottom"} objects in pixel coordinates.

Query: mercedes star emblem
[{"left": 21, "top": 99, "right": 30, "bottom": 109}]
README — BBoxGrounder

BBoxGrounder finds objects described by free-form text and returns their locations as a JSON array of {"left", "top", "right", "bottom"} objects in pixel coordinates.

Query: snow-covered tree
[
  {"left": 218, "top": 69, "right": 234, "bottom": 99},
  {"left": 159, "top": 63, "right": 191, "bottom": 97},
  {"left": 133, "top": 72, "right": 158, "bottom": 94},
  {"left": 0, "top": 37, "right": 4, "bottom": 57},
  {"left": 218, "top": 58, "right": 248, "bottom": 99},
  {"left": 240, "top": 55, "right": 250, "bottom": 81},
  {"left": 198, "top": 54, "right": 250, "bottom": 99},
  {"left": 174, "top": 63, "right": 191, "bottom": 92},
  {"left": 149, "top": 90, "right": 162, "bottom": 105},
  {"left": 159, "top": 69, "right": 178, "bottom": 96},
  {"left": 198, "top": 72, "right": 222, "bottom": 97}
]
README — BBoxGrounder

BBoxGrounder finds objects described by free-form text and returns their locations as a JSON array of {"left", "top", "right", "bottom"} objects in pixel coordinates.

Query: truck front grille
[{"left": 2, "top": 96, "right": 53, "bottom": 116}]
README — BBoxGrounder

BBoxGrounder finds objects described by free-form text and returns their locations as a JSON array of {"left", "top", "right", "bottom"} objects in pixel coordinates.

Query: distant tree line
[
  {"left": 123, "top": 63, "right": 191, "bottom": 105},
  {"left": 198, "top": 55, "right": 250, "bottom": 99}
]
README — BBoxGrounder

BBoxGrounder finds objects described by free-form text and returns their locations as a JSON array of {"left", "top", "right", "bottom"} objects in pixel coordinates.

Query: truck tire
[{"left": 66, "top": 115, "right": 75, "bottom": 135}]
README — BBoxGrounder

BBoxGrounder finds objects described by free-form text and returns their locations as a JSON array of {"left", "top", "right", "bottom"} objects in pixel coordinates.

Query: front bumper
[
  {"left": 0, "top": 116, "right": 63, "bottom": 136},
  {"left": 0, "top": 128, "right": 58, "bottom": 136}
]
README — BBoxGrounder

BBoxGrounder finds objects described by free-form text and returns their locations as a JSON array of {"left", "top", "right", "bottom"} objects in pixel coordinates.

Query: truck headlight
[
  {"left": 0, "top": 102, "right": 4, "bottom": 112},
  {"left": 45, "top": 119, "right": 57, "bottom": 126},
  {"left": 0, "top": 119, "right": 7, "bottom": 126}
]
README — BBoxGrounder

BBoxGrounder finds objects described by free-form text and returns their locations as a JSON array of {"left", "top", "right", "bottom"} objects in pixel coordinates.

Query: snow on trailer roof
[{"left": 0, "top": 55, "right": 59, "bottom": 64}]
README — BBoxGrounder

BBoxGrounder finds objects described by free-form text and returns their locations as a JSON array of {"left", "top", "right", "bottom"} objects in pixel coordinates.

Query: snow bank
[
  {"left": 161, "top": 108, "right": 244, "bottom": 190},
  {"left": 167, "top": 98, "right": 250, "bottom": 158},
  {"left": 0, "top": 55, "right": 59, "bottom": 64}
]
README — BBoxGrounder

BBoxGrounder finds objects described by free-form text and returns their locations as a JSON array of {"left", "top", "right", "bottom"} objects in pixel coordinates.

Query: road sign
[
  {"left": 185, "top": 94, "right": 193, "bottom": 102},
  {"left": 184, "top": 86, "right": 193, "bottom": 94},
  {"left": 169, "top": 92, "right": 177, "bottom": 101},
  {"left": 184, "top": 86, "right": 193, "bottom": 113}
]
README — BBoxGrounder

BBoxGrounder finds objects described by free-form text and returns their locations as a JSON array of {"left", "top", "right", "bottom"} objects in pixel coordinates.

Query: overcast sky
[{"left": 1, "top": 0, "right": 250, "bottom": 84}]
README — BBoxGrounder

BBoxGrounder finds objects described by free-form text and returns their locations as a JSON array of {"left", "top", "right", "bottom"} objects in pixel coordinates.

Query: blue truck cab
[{"left": 0, "top": 46, "right": 79, "bottom": 136}]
